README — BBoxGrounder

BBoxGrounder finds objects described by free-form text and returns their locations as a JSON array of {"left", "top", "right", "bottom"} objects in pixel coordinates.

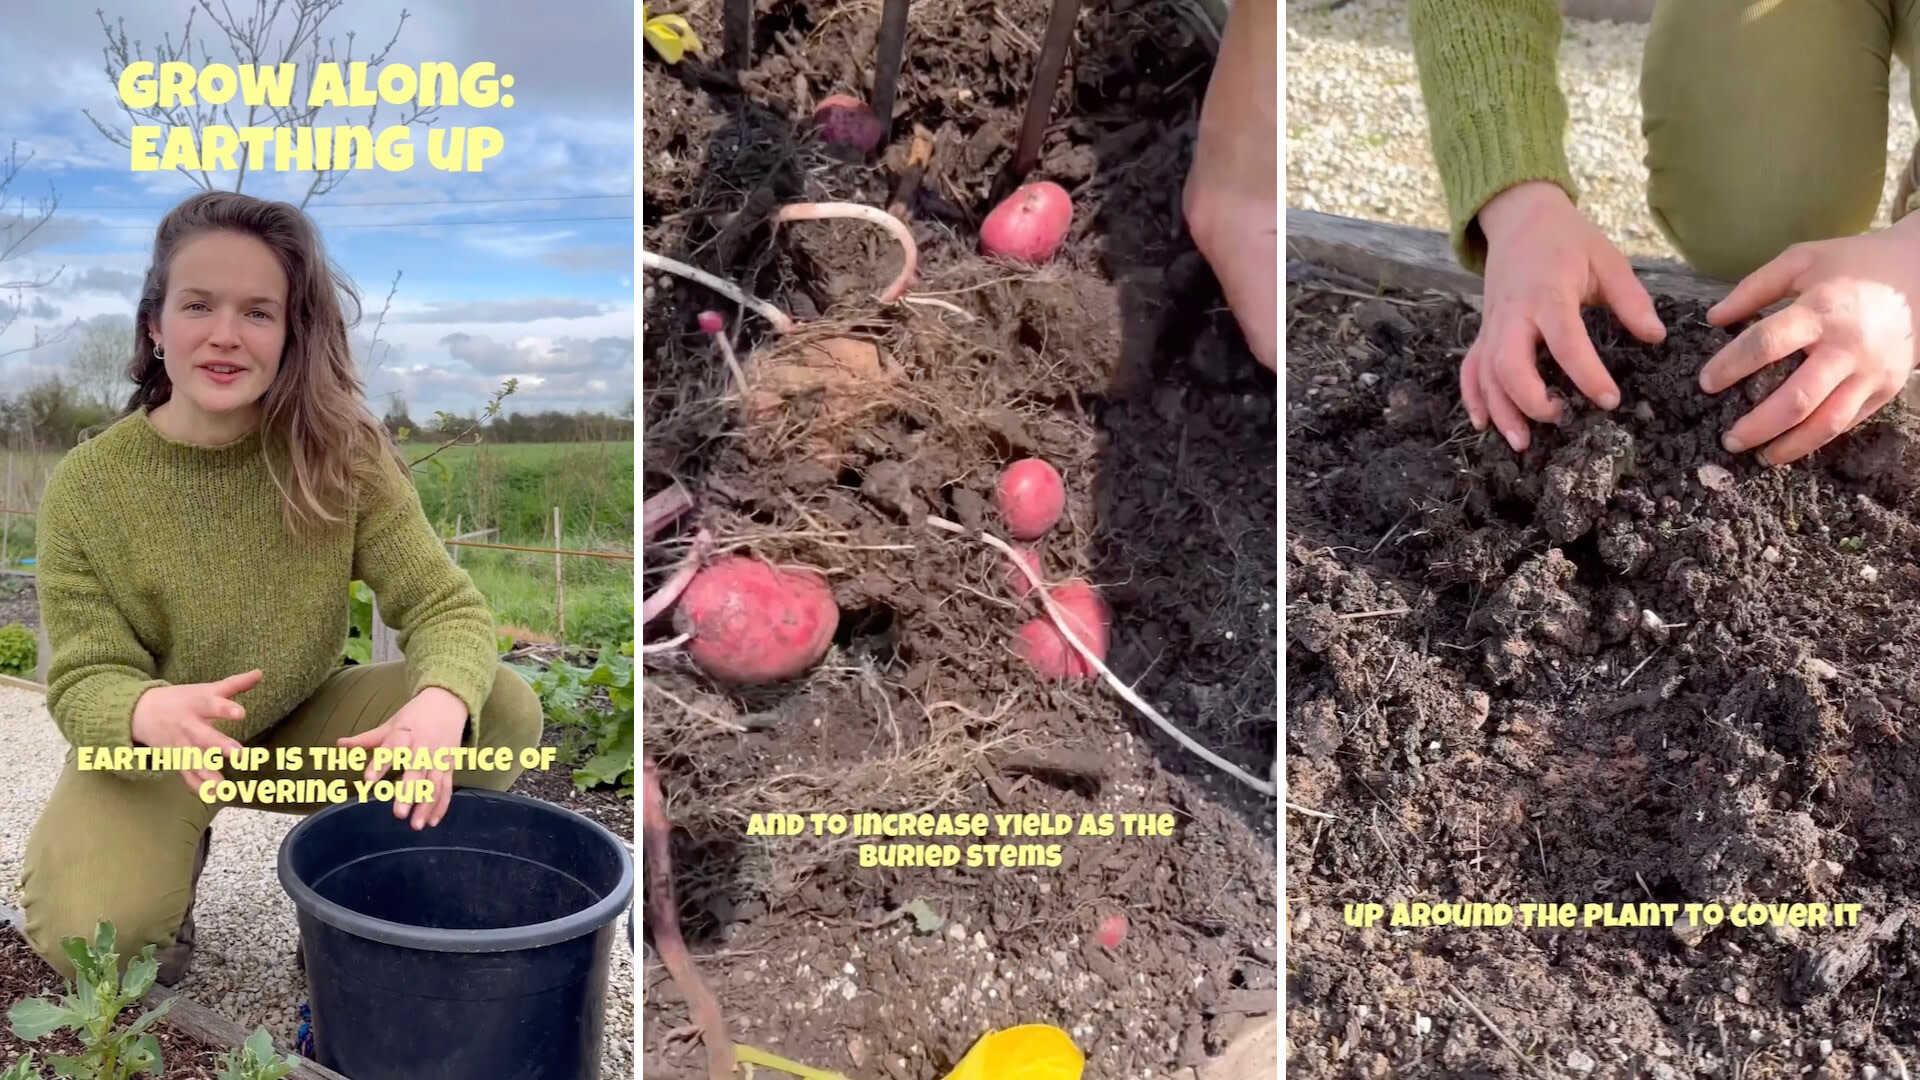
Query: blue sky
[{"left": 0, "top": 0, "right": 634, "bottom": 419}]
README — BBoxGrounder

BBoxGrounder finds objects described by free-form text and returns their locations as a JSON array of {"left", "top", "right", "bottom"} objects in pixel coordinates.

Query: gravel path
[
  {"left": 0, "top": 684, "right": 634, "bottom": 1077},
  {"left": 1286, "top": 0, "right": 1920, "bottom": 259}
]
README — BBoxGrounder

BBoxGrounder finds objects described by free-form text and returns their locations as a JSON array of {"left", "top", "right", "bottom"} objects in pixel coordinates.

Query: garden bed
[
  {"left": 0, "top": 919, "right": 245, "bottom": 1080},
  {"left": 641, "top": 0, "right": 1276, "bottom": 1075},
  {"left": 0, "top": 580, "right": 34, "bottom": 637},
  {"left": 0, "top": 924, "right": 219, "bottom": 1078},
  {"left": 1285, "top": 261, "right": 1920, "bottom": 1078}
]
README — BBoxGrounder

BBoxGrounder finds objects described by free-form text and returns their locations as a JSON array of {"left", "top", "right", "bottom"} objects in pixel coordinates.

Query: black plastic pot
[{"left": 277, "top": 789, "right": 633, "bottom": 1080}]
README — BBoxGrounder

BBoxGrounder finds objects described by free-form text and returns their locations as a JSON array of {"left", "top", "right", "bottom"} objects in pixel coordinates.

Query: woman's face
[{"left": 147, "top": 229, "right": 288, "bottom": 426}]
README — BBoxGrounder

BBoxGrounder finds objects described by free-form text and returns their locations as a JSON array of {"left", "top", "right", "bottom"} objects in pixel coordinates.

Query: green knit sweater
[
  {"left": 1409, "top": 0, "right": 1575, "bottom": 274},
  {"left": 35, "top": 409, "right": 500, "bottom": 779}
]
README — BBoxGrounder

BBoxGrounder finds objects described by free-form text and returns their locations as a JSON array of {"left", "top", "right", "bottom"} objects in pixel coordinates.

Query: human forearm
[
  {"left": 1184, "top": 0, "right": 1277, "bottom": 368},
  {"left": 36, "top": 502, "right": 173, "bottom": 777},
  {"left": 353, "top": 456, "right": 498, "bottom": 736},
  {"left": 1409, "top": 0, "right": 1575, "bottom": 273}
]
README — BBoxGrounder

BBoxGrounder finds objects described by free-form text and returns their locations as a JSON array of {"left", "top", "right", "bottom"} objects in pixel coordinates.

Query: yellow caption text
[
  {"left": 746, "top": 811, "right": 1177, "bottom": 869},
  {"left": 117, "top": 62, "right": 516, "bottom": 172},
  {"left": 1343, "top": 901, "right": 1864, "bottom": 930},
  {"left": 78, "top": 745, "right": 558, "bottom": 805}
]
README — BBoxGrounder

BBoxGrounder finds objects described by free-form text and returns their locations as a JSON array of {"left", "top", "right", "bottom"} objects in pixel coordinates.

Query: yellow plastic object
[
  {"left": 641, "top": 7, "right": 702, "bottom": 63},
  {"left": 940, "top": 1025, "right": 1085, "bottom": 1080}
]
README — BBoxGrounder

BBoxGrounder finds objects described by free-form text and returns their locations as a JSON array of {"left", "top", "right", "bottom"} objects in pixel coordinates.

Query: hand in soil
[
  {"left": 130, "top": 669, "right": 257, "bottom": 793},
  {"left": 336, "top": 686, "right": 466, "bottom": 829},
  {"left": 1470, "top": 180, "right": 1668, "bottom": 451},
  {"left": 1701, "top": 217, "right": 1920, "bottom": 464}
]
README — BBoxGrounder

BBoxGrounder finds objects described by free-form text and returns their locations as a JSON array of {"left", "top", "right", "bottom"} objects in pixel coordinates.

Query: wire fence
[{"left": 0, "top": 507, "right": 631, "bottom": 563}]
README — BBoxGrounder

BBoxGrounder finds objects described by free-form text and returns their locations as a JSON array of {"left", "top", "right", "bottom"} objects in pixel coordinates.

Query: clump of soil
[
  {"left": 641, "top": 0, "right": 1276, "bottom": 1076},
  {"left": 1286, "top": 271, "right": 1920, "bottom": 1079}
]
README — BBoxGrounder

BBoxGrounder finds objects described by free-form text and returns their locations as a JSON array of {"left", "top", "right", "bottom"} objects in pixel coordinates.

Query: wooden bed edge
[{"left": 1284, "top": 208, "right": 1738, "bottom": 307}]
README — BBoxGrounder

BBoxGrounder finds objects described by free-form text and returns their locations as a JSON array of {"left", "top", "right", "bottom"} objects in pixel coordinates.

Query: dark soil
[
  {"left": 641, "top": 0, "right": 1277, "bottom": 1076},
  {"left": 1285, "top": 269, "right": 1920, "bottom": 1079},
  {"left": 0, "top": 923, "right": 223, "bottom": 1078},
  {"left": 0, "top": 579, "right": 35, "bottom": 635},
  {"left": 509, "top": 715, "right": 633, "bottom": 840}
]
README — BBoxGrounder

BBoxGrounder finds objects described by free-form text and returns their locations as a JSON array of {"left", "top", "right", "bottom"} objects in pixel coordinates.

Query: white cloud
[
  {"left": 440, "top": 331, "right": 630, "bottom": 375},
  {"left": 394, "top": 298, "right": 609, "bottom": 323}
]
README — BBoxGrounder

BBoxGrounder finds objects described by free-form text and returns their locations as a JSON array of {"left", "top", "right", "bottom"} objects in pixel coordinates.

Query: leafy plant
[
  {"left": 4, "top": 920, "right": 174, "bottom": 1080},
  {"left": 213, "top": 1027, "right": 301, "bottom": 1080},
  {"left": 341, "top": 581, "right": 375, "bottom": 666},
  {"left": 511, "top": 641, "right": 634, "bottom": 795},
  {"left": 0, "top": 622, "right": 33, "bottom": 678},
  {"left": 576, "top": 641, "right": 635, "bottom": 794},
  {"left": 643, "top": 7, "right": 702, "bottom": 63}
]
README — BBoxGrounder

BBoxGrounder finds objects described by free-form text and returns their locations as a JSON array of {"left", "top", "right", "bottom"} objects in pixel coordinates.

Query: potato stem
[{"left": 769, "top": 201, "right": 920, "bottom": 304}]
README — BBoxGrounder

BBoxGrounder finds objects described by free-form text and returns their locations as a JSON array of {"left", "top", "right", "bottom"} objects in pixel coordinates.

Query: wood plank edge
[
  {"left": 142, "top": 985, "right": 354, "bottom": 1080},
  {"left": 1285, "top": 208, "right": 1738, "bottom": 306}
]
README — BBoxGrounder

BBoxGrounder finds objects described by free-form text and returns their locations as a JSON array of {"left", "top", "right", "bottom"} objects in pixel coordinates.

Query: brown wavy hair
[{"left": 127, "top": 190, "right": 401, "bottom": 533}]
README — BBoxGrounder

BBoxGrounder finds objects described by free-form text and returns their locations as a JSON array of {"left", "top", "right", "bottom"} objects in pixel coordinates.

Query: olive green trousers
[
  {"left": 1642, "top": 0, "right": 1920, "bottom": 280},
  {"left": 16, "top": 660, "right": 543, "bottom": 982}
]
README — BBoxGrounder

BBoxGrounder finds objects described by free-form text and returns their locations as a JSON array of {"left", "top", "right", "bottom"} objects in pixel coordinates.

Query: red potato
[
  {"left": 995, "top": 458, "right": 1064, "bottom": 541},
  {"left": 1014, "top": 579, "right": 1108, "bottom": 681},
  {"left": 674, "top": 557, "right": 840, "bottom": 684},
  {"left": 979, "top": 181, "right": 1072, "bottom": 264},
  {"left": 812, "top": 94, "right": 885, "bottom": 155},
  {"left": 1014, "top": 618, "right": 1073, "bottom": 681},
  {"left": 1094, "top": 912, "right": 1128, "bottom": 951},
  {"left": 1005, "top": 545, "right": 1042, "bottom": 600}
]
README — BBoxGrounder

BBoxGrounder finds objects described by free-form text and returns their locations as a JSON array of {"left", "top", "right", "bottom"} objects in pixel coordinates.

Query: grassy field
[
  {"left": 0, "top": 440, "right": 633, "bottom": 649},
  {"left": 403, "top": 441, "right": 634, "bottom": 648}
]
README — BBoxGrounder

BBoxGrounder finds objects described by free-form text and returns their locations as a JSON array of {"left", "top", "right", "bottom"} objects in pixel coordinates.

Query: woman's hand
[
  {"left": 1469, "top": 181, "right": 1668, "bottom": 451},
  {"left": 337, "top": 687, "right": 470, "bottom": 830},
  {"left": 1700, "top": 220, "right": 1920, "bottom": 464},
  {"left": 1183, "top": 0, "right": 1277, "bottom": 370},
  {"left": 131, "top": 669, "right": 257, "bottom": 793}
]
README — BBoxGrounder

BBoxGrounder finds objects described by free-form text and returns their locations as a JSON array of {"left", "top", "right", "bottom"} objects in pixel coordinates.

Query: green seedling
[
  {"left": 4, "top": 920, "right": 174, "bottom": 1080},
  {"left": 213, "top": 1027, "right": 302, "bottom": 1080}
]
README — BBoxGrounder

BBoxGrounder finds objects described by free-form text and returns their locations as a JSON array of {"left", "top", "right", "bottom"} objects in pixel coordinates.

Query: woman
[
  {"left": 17, "top": 190, "right": 543, "bottom": 985},
  {"left": 1411, "top": 0, "right": 1920, "bottom": 465}
]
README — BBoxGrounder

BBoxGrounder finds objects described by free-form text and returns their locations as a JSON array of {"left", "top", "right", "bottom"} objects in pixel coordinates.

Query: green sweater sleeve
[
  {"left": 352, "top": 449, "right": 501, "bottom": 744},
  {"left": 35, "top": 469, "right": 171, "bottom": 778},
  {"left": 1408, "top": 0, "right": 1577, "bottom": 274}
]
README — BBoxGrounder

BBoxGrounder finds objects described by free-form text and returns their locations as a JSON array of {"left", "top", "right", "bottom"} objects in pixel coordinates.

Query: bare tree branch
[
  {"left": 0, "top": 141, "right": 66, "bottom": 358},
  {"left": 0, "top": 143, "right": 62, "bottom": 273},
  {"left": 361, "top": 268, "right": 400, "bottom": 374},
  {"left": 82, "top": 0, "right": 443, "bottom": 205}
]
